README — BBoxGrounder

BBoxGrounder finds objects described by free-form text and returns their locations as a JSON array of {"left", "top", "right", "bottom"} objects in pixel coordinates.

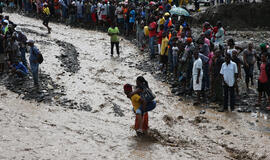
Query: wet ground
[{"left": 0, "top": 12, "right": 270, "bottom": 159}]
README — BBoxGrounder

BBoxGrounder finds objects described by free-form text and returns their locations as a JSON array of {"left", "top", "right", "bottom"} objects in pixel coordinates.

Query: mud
[
  {"left": 55, "top": 40, "right": 81, "bottom": 73},
  {"left": 194, "top": 1, "right": 270, "bottom": 29},
  {"left": 0, "top": 72, "right": 61, "bottom": 104},
  {"left": 0, "top": 12, "right": 270, "bottom": 159}
]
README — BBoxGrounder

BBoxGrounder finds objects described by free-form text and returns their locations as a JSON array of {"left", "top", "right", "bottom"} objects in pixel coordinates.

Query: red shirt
[
  {"left": 259, "top": 63, "right": 268, "bottom": 83},
  {"left": 149, "top": 22, "right": 157, "bottom": 38},
  {"left": 157, "top": 30, "right": 163, "bottom": 44}
]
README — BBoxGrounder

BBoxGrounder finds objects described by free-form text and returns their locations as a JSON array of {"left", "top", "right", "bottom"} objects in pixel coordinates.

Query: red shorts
[
  {"left": 135, "top": 113, "right": 149, "bottom": 131},
  {"left": 91, "top": 13, "right": 97, "bottom": 23},
  {"left": 101, "top": 15, "right": 107, "bottom": 21}
]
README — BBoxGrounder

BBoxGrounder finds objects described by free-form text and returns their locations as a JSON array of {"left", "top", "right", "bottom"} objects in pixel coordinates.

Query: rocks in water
[
  {"left": 215, "top": 125, "right": 225, "bottom": 131},
  {"left": 222, "top": 130, "right": 232, "bottom": 135},
  {"left": 192, "top": 116, "right": 209, "bottom": 124},
  {"left": 171, "top": 88, "right": 178, "bottom": 94},
  {"left": 200, "top": 110, "right": 206, "bottom": 114},
  {"left": 163, "top": 115, "right": 175, "bottom": 127},
  {"left": 177, "top": 115, "right": 184, "bottom": 120},
  {"left": 55, "top": 40, "right": 81, "bottom": 73},
  {"left": 0, "top": 73, "right": 60, "bottom": 104},
  {"left": 0, "top": 93, "right": 7, "bottom": 97},
  {"left": 79, "top": 103, "right": 92, "bottom": 112},
  {"left": 237, "top": 107, "right": 252, "bottom": 113},
  {"left": 112, "top": 103, "right": 124, "bottom": 117}
]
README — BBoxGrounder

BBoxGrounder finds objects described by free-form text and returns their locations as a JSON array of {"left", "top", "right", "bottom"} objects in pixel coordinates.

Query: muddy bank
[
  {"left": 193, "top": 2, "right": 270, "bottom": 29},
  {"left": 55, "top": 40, "right": 81, "bottom": 73},
  {"left": 1, "top": 12, "right": 270, "bottom": 159}
]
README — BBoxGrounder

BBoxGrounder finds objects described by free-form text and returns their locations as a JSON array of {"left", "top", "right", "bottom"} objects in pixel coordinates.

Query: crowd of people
[
  {"left": 0, "top": 14, "right": 42, "bottom": 87},
  {"left": 1, "top": 0, "right": 270, "bottom": 113}
]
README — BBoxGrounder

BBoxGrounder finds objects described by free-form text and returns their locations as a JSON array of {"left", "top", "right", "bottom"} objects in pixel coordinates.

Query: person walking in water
[
  {"left": 42, "top": 2, "right": 52, "bottom": 34},
  {"left": 108, "top": 22, "right": 120, "bottom": 56},
  {"left": 124, "top": 81, "right": 156, "bottom": 135}
]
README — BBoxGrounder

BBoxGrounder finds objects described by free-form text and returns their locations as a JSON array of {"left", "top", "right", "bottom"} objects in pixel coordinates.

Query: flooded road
[{"left": 0, "top": 13, "right": 270, "bottom": 159}]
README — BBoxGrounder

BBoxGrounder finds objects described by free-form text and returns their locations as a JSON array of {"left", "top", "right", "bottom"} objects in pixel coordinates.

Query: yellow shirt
[
  {"left": 161, "top": 37, "right": 169, "bottom": 56},
  {"left": 131, "top": 94, "right": 141, "bottom": 111},
  {"left": 43, "top": 7, "right": 50, "bottom": 16},
  {"left": 144, "top": 26, "right": 149, "bottom": 36},
  {"left": 159, "top": 17, "right": 165, "bottom": 25}
]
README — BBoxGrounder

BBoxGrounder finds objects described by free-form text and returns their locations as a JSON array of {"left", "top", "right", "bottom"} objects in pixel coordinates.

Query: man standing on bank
[
  {"left": 27, "top": 40, "right": 41, "bottom": 88},
  {"left": 219, "top": 54, "right": 238, "bottom": 112},
  {"left": 108, "top": 22, "right": 120, "bottom": 56}
]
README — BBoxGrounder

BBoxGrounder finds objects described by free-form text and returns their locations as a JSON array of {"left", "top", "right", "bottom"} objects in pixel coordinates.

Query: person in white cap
[
  {"left": 27, "top": 40, "right": 40, "bottom": 87},
  {"left": 2, "top": 20, "right": 9, "bottom": 34}
]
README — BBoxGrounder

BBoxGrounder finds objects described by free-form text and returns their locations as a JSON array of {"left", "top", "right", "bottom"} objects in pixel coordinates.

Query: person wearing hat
[
  {"left": 256, "top": 53, "right": 270, "bottom": 110},
  {"left": 257, "top": 43, "right": 270, "bottom": 70},
  {"left": 164, "top": 12, "right": 172, "bottom": 32},
  {"left": 148, "top": 17, "right": 157, "bottom": 59},
  {"left": 2, "top": 20, "right": 9, "bottom": 34},
  {"left": 27, "top": 40, "right": 40, "bottom": 87},
  {"left": 42, "top": 2, "right": 52, "bottom": 34}
]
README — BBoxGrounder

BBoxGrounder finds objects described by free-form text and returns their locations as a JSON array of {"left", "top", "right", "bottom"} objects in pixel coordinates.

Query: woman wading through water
[{"left": 124, "top": 76, "right": 156, "bottom": 135}]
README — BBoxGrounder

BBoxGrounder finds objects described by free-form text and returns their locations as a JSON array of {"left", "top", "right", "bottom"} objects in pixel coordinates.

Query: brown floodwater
[{"left": 0, "top": 12, "right": 270, "bottom": 160}]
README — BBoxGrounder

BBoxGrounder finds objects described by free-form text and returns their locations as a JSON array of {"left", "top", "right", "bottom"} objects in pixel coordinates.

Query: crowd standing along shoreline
[{"left": 0, "top": 0, "right": 270, "bottom": 114}]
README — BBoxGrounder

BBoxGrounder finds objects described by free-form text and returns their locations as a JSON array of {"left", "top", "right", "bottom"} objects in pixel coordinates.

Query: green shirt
[{"left": 108, "top": 27, "right": 120, "bottom": 42}]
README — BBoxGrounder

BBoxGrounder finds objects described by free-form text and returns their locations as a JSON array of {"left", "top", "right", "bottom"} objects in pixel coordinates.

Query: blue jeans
[
  {"left": 202, "top": 63, "right": 209, "bottom": 91},
  {"left": 61, "top": 7, "right": 67, "bottom": 19},
  {"left": 30, "top": 61, "right": 39, "bottom": 85},
  {"left": 20, "top": 47, "right": 27, "bottom": 66},
  {"left": 149, "top": 36, "right": 156, "bottom": 58},
  {"left": 16, "top": 69, "right": 28, "bottom": 77},
  {"left": 168, "top": 50, "right": 173, "bottom": 72},
  {"left": 136, "top": 101, "right": 156, "bottom": 115},
  {"left": 25, "top": 0, "right": 32, "bottom": 12},
  {"left": 172, "top": 55, "right": 178, "bottom": 68},
  {"left": 69, "top": 14, "right": 76, "bottom": 25}
]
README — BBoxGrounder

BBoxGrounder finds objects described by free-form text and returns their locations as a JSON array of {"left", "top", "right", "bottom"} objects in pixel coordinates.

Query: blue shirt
[
  {"left": 129, "top": 10, "right": 135, "bottom": 23},
  {"left": 29, "top": 46, "right": 40, "bottom": 62},
  {"left": 13, "top": 62, "right": 28, "bottom": 74}
]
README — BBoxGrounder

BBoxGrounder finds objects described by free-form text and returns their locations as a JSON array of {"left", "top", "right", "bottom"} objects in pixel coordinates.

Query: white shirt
[
  {"left": 172, "top": 46, "right": 179, "bottom": 57},
  {"left": 115, "top": 6, "right": 123, "bottom": 19},
  {"left": 192, "top": 58, "right": 203, "bottom": 77},
  {"left": 220, "top": 61, "right": 238, "bottom": 87},
  {"left": 227, "top": 47, "right": 236, "bottom": 57}
]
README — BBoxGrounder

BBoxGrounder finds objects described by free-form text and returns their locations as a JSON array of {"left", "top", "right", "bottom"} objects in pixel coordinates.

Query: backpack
[
  {"left": 140, "top": 85, "right": 156, "bottom": 102},
  {"left": 37, "top": 53, "right": 44, "bottom": 64}
]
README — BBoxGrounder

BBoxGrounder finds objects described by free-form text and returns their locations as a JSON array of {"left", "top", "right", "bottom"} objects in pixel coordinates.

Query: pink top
[
  {"left": 204, "top": 37, "right": 210, "bottom": 46},
  {"left": 208, "top": 51, "right": 214, "bottom": 66},
  {"left": 259, "top": 63, "right": 268, "bottom": 83}
]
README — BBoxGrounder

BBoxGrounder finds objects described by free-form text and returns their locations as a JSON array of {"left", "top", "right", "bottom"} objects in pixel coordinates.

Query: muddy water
[{"left": 0, "top": 13, "right": 270, "bottom": 159}]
